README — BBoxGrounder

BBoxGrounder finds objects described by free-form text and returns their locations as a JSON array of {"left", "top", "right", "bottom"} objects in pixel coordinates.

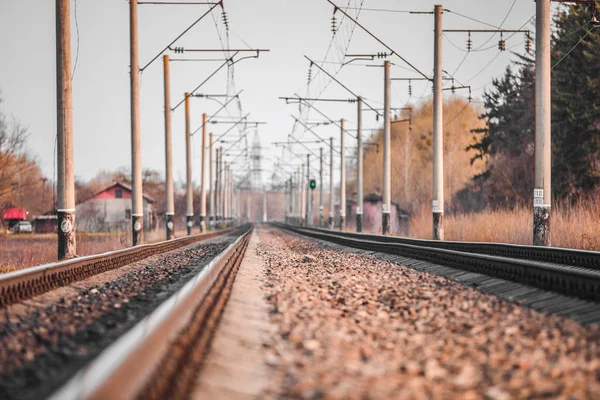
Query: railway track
[
  {"left": 0, "top": 226, "right": 250, "bottom": 400},
  {"left": 277, "top": 223, "right": 600, "bottom": 306},
  {"left": 50, "top": 228, "right": 252, "bottom": 400},
  {"left": 0, "top": 229, "right": 233, "bottom": 308}
]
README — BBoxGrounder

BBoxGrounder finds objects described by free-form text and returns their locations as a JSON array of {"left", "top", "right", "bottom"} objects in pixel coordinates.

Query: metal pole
[
  {"left": 382, "top": 61, "right": 391, "bottom": 236},
  {"left": 357, "top": 96, "right": 364, "bottom": 233},
  {"left": 56, "top": 0, "right": 76, "bottom": 259},
  {"left": 163, "top": 55, "right": 175, "bottom": 240},
  {"left": 185, "top": 93, "right": 193, "bottom": 235},
  {"left": 340, "top": 119, "right": 346, "bottom": 231},
  {"left": 209, "top": 132, "right": 214, "bottom": 229},
  {"left": 319, "top": 147, "right": 324, "bottom": 227},
  {"left": 199, "top": 113, "right": 207, "bottom": 232},
  {"left": 533, "top": 0, "right": 551, "bottom": 246},
  {"left": 329, "top": 137, "right": 334, "bottom": 230},
  {"left": 130, "top": 0, "right": 144, "bottom": 245},
  {"left": 306, "top": 154, "right": 310, "bottom": 226},
  {"left": 432, "top": 4, "right": 444, "bottom": 240}
]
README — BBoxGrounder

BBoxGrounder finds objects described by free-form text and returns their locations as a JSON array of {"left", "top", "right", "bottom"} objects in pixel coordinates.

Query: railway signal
[{"left": 310, "top": 179, "right": 316, "bottom": 190}]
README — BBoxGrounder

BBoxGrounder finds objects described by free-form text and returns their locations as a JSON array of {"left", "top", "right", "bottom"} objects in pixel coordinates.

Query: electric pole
[
  {"left": 209, "top": 132, "right": 214, "bottom": 230},
  {"left": 163, "top": 55, "right": 174, "bottom": 240},
  {"left": 199, "top": 113, "right": 207, "bottom": 232},
  {"left": 218, "top": 146, "right": 223, "bottom": 223},
  {"left": 215, "top": 147, "right": 220, "bottom": 225},
  {"left": 329, "top": 137, "right": 334, "bottom": 230},
  {"left": 433, "top": 4, "right": 444, "bottom": 240},
  {"left": 263, "top": 190, "right": 267, "bottom": 222},
  {"left": 533, "top": 0, "right": 551, "bottom": 246},
  {"left": 340, "top": 119, "right": 346, "bottom": 231},
  {"left": 185, "top": 93, "right": 193, "bottom": 235},
  {"left": 130, "top": 0, "right": 143, "bottom": 245},
  {"left": 356, "top": 96, "right": 364, "bottom": 233},
  {"left": 382, "top": 61, "right": 391, "bottom": 236},
  {"left": 301, "top": 163, "right": 306, "bottom": 226},
  {"left": 224, "top": 163, "right": 229, "bottom": 223},
  {"left": 319, "top": 147, "right": 324, "bottom": 227},
  {"left": 306, "top": 154, "right": 310, "bottom": 226},
  {"left": 56, "top": 0, "right": 76, "bottom": 259}
]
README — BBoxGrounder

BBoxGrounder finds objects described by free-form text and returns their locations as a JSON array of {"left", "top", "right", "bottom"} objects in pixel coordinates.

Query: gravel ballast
[{"left": 259, "top": 227, "right": 600, "bottom": 399}]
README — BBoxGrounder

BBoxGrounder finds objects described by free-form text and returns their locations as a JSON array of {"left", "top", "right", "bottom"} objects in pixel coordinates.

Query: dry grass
[
  {"left": 0, "top": 233, "right": 130, "bottom": 273},
  {"left": 409, "top": 200, "right": 600, "bottom": 250}
]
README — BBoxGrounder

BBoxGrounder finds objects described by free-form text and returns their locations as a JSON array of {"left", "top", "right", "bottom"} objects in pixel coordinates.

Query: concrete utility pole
[
  {"left": 185, "top": 93, "right": 193, "bottom": 235},
  {"left": 163, "top": 56, "right": 175, "bottom": 240},
  {"left": 214, "top": 147, "right": 219, "bottom": 225},
  {"left": 306, "top": 154, "right": 310, "bottom": 226},
  {"left": 301, "top": 163, "right": 306, "bottom": 226},
  {"left": 209, "top": 133, "right": 214, "bottom": 230},
  {"left": 329, "top": 137, "right": 335, "bottom": 230},
  {"left": 382, "top": 61, "right": 392, "bottom": 236},
  {"left": 56, "top": 0, "right": 76, "bottom": 259},
  {"left": 223, "top": 163, "right": 228, "bottom": 223},
  {"left": 319, "top": 147, "right": 324, "bottom": 227},
  {"left": 218, "top": 146, "right": 223, "bottom": 223},
  {"left": 432, "top": 4, "right": 444, "bottom": 240},
  {"left": 356, "top": 96, "right": 364, "bottom": 233},
  {"left": 199, "top": 113, "right": 207, "bottom": 232},
  {"left": 130, "top": 0, "right": 143, "bottom": 245},
  {"left": 340, "top": 119, "right": 346, "bottom": 231},
  {"left": 533, "top": 0, "right": 551, "bottom": 246},
  {"left": 263, "top": 190, "right": 267, "bottom": 222}
]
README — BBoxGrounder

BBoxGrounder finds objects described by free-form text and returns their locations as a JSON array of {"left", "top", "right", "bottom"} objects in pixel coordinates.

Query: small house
[
  {"left": 76, "top": 182, "right": 156, "bottom": 232},
  {"left": 335, "top": 193, "right": 410, "bottom": 235},
  {"left": 32, "top": 213, "right": 58, "bottom": 233},
  {"left": 1, "top": 208, "right": 27, "bottom": 229}
]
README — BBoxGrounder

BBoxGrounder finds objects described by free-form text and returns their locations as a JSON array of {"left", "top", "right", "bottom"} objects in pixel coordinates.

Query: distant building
[
  {"left": 76, "top": 182, "right": 156, "bottom": 232},
  {"left": 336, "top": 193, "right": 410, "bottom": 235},
  {"left": 1, "top": 208, "right": 27, "bottom": 229},
  {"left": 32, "top": 213, "right": 58, "bottom": 234}
]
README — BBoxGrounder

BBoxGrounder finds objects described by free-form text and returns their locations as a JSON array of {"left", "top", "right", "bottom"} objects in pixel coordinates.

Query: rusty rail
[
  {"left": 0, "top": 229, "right": 234, "bottom": 308},
  {"left": 50, "top": 227, "right": 252, "bottom": 400}
]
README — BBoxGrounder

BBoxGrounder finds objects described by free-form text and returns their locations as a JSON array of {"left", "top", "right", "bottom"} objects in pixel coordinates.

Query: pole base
[
  {"left": 382, "top": 212, "right": 390, "bottom": 235},
  {"left": 339, "top": 216, "right": 345, "bottom": 231},
  {"left": 356, "top": 213, "right": 363, "bottom": 233},
  {"left": 533, "top": 206, "right": 551, "bottom": 246},
  {"left": 199, "top": 215, "right": 206, "bottom": 233},
  {"left": 433, "top": 212, "right": 444, "bottom": 240},
  {"left": 319, "top": 214, "right": 324, "bottom": 228},
  {"left": 58, "top": 211, "right": 76, "bottom": 260},
  {"left": 328, "top": 216, "right": 334, "bottom": 230},
  {"left": 132, "top": 215, "right": 143, "bottom": 246},
  {"left": 166, "top": 214, "right": 174, "bottom": 240},
  {"left": 187, "top": 216, "right": 193, "bottom": 236}
]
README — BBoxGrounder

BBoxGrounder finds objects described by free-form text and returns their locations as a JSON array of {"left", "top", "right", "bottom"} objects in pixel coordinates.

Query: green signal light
[{"left": 310, "top": 179, "right": 316, "bottom": 190}]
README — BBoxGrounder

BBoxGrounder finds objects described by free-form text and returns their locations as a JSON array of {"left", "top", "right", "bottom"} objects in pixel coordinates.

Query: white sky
[{"left": 0, "top": 0, "right": 547, "bottom": 188}]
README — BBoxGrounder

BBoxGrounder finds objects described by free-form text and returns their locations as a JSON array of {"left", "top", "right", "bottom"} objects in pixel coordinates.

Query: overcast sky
[{"left": 0, "top": 0, "right": 546, "bottom": 188}]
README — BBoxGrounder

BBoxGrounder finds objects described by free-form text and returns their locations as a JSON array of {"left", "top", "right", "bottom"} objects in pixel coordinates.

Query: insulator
[
  {"left": 498, "top": 32, "right": 506, "bottom": 51},
  {"left": 468, "top": 88, "right": 472, "bottom": 103},
  {"left": 466, "top": 32, "right": 472, "bottom": 52},
  {"left": 525, "top": 32, "right": 532, "bottom": 53},
  {"left": 222, "top": 10, "right": 229, "bottom": 30},
  {"left": 451, "top": 78, "right": 456, "bottom": 94},
  {"left": 307, "top": 65, "right": 312, "bottom": 84},
  {"left": 408, "top": 79, "right": 412, "bottom": 97},
  {"left": 331, "top": 7, "right": 338, "bottom": 34},
  {"left": 377, "top": 52, "right": 387, "bottom": 59}
]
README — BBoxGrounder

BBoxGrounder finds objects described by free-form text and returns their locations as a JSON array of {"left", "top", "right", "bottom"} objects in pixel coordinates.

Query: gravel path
[
  {"left": 0, "top": 228, "right": 245, "bottom": 400},
  {"left": 260, "top": 227, "right": 600, "bottom": 399}
]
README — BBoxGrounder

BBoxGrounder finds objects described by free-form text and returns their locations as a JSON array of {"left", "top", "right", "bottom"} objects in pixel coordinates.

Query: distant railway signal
[{"left": 310, "top": 179, "right": 316, "bottom": 190}]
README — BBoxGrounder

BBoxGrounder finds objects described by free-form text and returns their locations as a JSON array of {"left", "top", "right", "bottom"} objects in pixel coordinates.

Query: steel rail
[
  {"left": 277, "top": 224, "right": 600, "bottom": 302},
  {"left": 0, "top": 229, "right": 234, "bottom": 308},
  {"left": 50, "top": 227, "right": 252, "bottom": 400}
]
